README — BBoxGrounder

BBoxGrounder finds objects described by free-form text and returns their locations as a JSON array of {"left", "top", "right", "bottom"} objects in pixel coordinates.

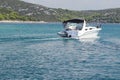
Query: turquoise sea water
[{"left": 0, "top": 23, "right": 120, "bottom": 80}]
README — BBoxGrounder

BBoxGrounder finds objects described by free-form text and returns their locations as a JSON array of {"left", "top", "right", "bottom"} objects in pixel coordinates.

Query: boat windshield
[{"left": 65, "top": 23, "right": 83, "bottom": 30}]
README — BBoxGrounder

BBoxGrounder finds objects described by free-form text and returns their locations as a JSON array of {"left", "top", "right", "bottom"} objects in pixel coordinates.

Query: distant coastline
[
  {"left": 0, "top": 0, "right": 120, "bottom": 23},
  {"left": 0, "top": 20, "right": 119, "bottom": 24},
  {"left": 0, "top": 20, "right": 47, "bottom": 23}
]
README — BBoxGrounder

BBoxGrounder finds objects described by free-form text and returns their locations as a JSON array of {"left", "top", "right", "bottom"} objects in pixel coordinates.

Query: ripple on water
[{"left": 0, "top": 23, "right": 120, "bottom": 80}]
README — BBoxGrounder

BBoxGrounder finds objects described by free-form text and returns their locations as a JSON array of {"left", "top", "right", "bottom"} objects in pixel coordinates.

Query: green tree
[
  {"left": 9, "top": 12, "right": 18, "bottom": 20},
  {"left": 0, "top": 14, "right": 4, "bottom": 20}
]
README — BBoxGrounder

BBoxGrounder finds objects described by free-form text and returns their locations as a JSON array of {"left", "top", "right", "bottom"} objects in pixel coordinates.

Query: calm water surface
[{"left": 0, "top": 23, "right": 120, "bottom": 80}]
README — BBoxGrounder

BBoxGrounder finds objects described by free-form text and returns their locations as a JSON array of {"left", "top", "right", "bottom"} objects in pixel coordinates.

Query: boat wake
[
  {"left": 34, "top": 36, "right": 100, "bottom": 42},
  {"left": 32, "top": 37, "right": 70, "bottom": 41},
  {"left": 36, "top": 38, "right": 61, "bottom": 41}
]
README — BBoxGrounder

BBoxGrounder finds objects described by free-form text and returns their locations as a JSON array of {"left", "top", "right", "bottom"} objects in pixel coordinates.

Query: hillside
[
  {"left": 0, "top": 0, "right": 58, "bottom": 21},
  {"left": 0, "top": 0, "right": 120, "bottom": 23}
]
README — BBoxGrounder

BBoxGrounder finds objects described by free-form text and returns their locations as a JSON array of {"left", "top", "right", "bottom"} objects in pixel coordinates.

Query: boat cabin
[{"left": 63, "top": 19, "right": 84, "bottom": 30}]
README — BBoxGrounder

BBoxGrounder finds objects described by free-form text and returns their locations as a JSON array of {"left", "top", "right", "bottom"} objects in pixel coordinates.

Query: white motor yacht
[{"left": 58, "top": 19, "right": 101, "bottom": 39}]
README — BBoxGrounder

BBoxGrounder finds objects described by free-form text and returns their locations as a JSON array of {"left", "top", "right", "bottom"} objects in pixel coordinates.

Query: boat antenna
[{"left": 96, "top": 18, "right": 102, "bottom": 28}]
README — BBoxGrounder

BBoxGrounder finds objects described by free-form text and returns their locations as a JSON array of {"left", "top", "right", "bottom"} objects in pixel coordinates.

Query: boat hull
[
  {"left": 58, "top": 29, "right": 101, "bottom": 39},
  {"left": 78, "top": 29, "right": 101, "bottom": 39}
]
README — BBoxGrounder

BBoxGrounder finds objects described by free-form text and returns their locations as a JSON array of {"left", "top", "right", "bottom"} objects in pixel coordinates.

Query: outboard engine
[{"left": 57, "top": 31, "right": 68, "bottom": 37}]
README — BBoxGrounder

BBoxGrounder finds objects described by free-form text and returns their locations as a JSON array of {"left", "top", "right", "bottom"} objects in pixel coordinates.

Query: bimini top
[{"left": 63, "top": 19, "right": 84, "bottom": 24}]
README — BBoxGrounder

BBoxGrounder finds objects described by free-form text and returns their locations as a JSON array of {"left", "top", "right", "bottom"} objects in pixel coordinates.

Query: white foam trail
[
  {"left": 39, "top": 38, "right": 60, "bottom": 41},
  {"left": 79, "top": 38, "right": 98, "bottom": 42},
  {"left": 77, "top": 36, "right": 100, "bottom": 43},
  {"left": 34, "top": 37, "right": 70, "bottom": 41}
]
